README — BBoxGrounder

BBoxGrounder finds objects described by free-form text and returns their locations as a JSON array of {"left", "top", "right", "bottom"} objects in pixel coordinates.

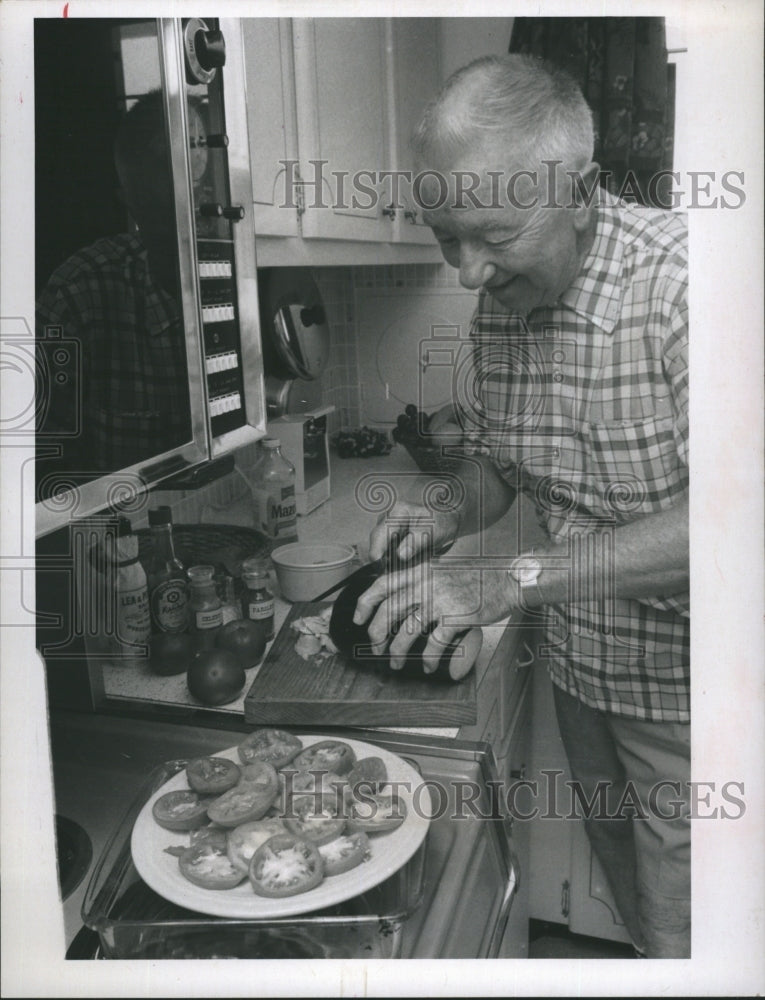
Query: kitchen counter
[{"left": 98, "top": 446, "right": 540, "bottom": 735}]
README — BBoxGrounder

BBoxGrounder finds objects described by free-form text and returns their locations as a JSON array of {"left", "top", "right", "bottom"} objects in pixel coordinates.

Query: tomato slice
[
  {"left": 291, "top": 740, "right": 356, "bottom": 776},
  {"left": 248, "top": 833, "right": 324, "bottom": 898},
  {"left": 279, "top": 768, "right": 347, "bottom": 807},
  {"left": 186, "top": 756, "right": 241, "bottom": 795},
  {"left": 226, "top": 817, "right": 287, "bottom": 874},
  {"left": 283, "top": 793, "right": 346, "bottom": 846},
  {"left": 206, "top": 762, "right": 279, "bottom": 827},
  {"left": 178, "top": 842, "right": 247, "bottom": 890},
  {"left": 346, "top": 793, "right": 408, "bottom": 834},
  {"left": 190, "top": 823, "right": 229, "bottom": 851},
  {"left": 238, "top": 729, "right": 303, "bottom": 769},
  {"left": 344, "top": 756, "right": 388, "bottom": 798},
  {"left": 152, "top": 790, "right": 211, "bottom": 832},
  {"left": 318, "top": 831, "right": 371, "bottom": 877}
]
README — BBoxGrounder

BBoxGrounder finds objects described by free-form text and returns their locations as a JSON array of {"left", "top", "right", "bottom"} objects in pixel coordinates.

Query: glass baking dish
[{"left": 81, "top": 757, "right": 427, "bottom": 959}]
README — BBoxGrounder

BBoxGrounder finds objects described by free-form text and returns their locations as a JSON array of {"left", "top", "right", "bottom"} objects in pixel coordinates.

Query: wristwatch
[{"left": 508, "top": 553, "right": 545, "bottom": 608}]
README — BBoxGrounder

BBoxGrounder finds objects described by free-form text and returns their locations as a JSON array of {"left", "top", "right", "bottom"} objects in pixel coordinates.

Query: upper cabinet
[
  {"left": 244, "top": 17, "right": 514, "bottom": 265},
  {"left": 242, "top": 18, "right": 299, "bottom": 239},
  {"left": 292, "top": 18, "right": 393, "bottom": 243},
  {"left": 389, "top": 18, "right": 443, "bottom": 245}
]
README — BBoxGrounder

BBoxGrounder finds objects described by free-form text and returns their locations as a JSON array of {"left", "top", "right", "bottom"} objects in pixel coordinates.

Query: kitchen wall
[{"left": 313, "top": 261, "right": 465, "bottom": 434}]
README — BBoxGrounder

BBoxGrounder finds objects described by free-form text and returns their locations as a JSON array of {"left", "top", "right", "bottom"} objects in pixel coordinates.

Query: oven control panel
[{"left": 185, "top": 17, "right": 249, "bottom": 441}]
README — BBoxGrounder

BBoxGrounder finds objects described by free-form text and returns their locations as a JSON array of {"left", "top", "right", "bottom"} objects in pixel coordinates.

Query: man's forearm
[
  {"left": 453, "top": 454, "right": 517, "bottom": 538},
  {"left": 531, "top": 495, "right": 690, "bottom": 606}
]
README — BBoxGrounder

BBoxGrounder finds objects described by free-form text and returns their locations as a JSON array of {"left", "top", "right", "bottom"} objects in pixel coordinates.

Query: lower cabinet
[
  {"left": 460, "top": 623, "right": 636, "bottom": 952},
  {"left": 526, "top": 657, "right": 633, "bottom": 945},
  {"left": 456, "top": 619, "right": 536, "bottom": 957}
]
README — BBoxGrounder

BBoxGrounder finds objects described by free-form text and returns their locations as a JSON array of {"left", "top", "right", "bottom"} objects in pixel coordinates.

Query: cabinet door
[
  {"left": 291, "top": 18, "right": 394, "bottom": 242},
  {"left": 242, "top": 18, "right": 299, "bottom": 238},
  {"left": 527, "top": 662, "right": 633, "bottom": 944},
  {"left": 388, "top": 18, "right": 440, "bottom": 246}
]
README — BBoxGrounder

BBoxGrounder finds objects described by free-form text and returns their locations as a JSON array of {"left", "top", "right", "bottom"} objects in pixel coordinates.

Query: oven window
[{"left": 34, "top": 18, "right": 192, "bottom": 496}]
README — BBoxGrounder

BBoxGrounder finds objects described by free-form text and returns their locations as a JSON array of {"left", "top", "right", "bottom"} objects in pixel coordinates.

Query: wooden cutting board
[{"left": 243, "top": 602, "right": 477, "bottom": 727}]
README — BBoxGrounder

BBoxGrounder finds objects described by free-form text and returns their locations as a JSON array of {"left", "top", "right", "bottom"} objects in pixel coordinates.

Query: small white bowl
[{"left": 270, "top": 542, "right": 357, "bottom": 603}]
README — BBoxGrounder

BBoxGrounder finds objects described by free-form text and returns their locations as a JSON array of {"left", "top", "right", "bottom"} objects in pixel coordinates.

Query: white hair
[{"left": 412, "top": 54, "right": 595, "bottom": 173}]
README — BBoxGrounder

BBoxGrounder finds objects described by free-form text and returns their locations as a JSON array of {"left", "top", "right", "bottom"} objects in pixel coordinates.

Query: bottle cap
[
  {"left": 116, "top": 516, "right": 133, "bottom": 537},
  {"left": 148, "top": 506, "right": 173, "bottom": 526},
  {"left": 241, "top": 555, "right": 270, "bottom": 575},
  {"left": 187, "top": 564, "right": 216, "bottom": 584},
  {"left": 242, "top": 570, "right": 268, "bottom": 587},
  {"left": 262, "top": 437, "right": 280, "bottom": 449}
]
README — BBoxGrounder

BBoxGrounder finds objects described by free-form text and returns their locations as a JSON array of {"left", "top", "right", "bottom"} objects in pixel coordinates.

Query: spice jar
[
  {"left": 241, "top": 562, "right": 275, "bottom": 641},
  {"left": 188, "top": 564, "right": 223, "bottom": 649}
]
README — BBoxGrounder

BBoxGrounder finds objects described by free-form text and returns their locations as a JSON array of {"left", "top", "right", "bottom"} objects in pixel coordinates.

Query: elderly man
[{"left": 354, "top": 55, "right": 690, "bottom": 958}]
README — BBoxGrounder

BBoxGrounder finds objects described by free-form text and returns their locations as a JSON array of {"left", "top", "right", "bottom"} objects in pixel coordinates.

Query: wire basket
[{"left": 135, "top": 523, "right": 270, "bottom": 578}]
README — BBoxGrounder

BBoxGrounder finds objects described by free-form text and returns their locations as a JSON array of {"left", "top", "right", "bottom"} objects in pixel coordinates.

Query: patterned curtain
[{"left": 509, "top": 17, "right": 676, "bottom": 208}]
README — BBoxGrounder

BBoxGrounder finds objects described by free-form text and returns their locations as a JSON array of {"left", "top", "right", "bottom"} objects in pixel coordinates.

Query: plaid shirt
[
  {"left": 36, "top": 233, "right": 190, "bottom": 475},
  {"left": 462, "top": 193, "right": 689, "bottom": 722}
]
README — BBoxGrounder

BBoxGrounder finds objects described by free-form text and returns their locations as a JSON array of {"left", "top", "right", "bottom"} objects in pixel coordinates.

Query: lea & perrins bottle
[
  {"left": 250, "top": 437, "right": 298, "bottom": 543},
  {"left": 188, "top": 564, "right": 224, "bottom": 649},
  {"left": 111, "top": 516, "right": 151, "bottom": 653},
  {"left": 146, "top": 506, "right": 190, "bottom": 634}
]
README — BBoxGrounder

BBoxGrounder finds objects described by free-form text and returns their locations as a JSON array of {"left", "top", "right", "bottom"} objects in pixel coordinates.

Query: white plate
[{"left": 130, "top": 734, "right": 430, "bottom": 919}]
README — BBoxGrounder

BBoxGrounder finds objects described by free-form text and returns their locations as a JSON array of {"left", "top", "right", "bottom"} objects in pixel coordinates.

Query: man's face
[{"left": 419, "top": 144, "right": 597, "bottom": 315}]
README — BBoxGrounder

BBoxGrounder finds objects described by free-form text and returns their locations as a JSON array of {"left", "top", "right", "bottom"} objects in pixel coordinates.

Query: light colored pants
[{"left": 552, "top": 684, "right": 691, "bottom": 958}]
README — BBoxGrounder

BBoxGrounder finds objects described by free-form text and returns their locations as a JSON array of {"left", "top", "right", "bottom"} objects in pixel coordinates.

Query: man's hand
[
  {"left": 352, "top": 560, "right": 516, "bottom": 674},
  {"left": 368, "top": 499, "right": 461, "bottom": 565},
  {"left": 426, "top": 403, "right": 462, "bottom": 447}
]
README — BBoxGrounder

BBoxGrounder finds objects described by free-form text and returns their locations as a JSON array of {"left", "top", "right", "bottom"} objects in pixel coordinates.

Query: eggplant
[{"left": 328, "top": 564, "right": 479, "bottom": 683}]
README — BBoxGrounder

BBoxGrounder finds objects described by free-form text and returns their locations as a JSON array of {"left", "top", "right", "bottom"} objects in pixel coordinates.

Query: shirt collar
[{"left": 556, "top": 193, "right": 625, "bottom": 334}]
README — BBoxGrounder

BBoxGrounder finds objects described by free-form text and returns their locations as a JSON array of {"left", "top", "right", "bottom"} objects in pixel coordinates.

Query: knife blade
[{"left": 310, "top": 530, "right": 402, "bottom": 603}]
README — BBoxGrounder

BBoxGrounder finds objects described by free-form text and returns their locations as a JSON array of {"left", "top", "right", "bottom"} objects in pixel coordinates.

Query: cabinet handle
[
  {"left": 561, "top": 879, "right": 571, "bottom": 919},
  {"left": 517, "top": 641, "right": 535, "bottom": 668}
]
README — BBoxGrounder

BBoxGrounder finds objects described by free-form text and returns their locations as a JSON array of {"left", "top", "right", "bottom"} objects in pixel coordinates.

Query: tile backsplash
[{"left": 312, "top": 262, "right": 463, "bottom": 435}]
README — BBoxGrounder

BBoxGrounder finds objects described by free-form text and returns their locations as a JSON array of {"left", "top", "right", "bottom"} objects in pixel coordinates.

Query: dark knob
[
  {"left": 201, "top": 133, "right": 229, "bottom": 149},
  {"left": 199, "top": 202, "right": 223, "bottom": 217},
  {"left": 300, "top": 305, "right": 326, "bottom": 327},
  {"left": 194, "top": 29, "right": 226, "bottom": 71},
  {"left": 222, "top": 205, "right": 245, "bottom": 221}
]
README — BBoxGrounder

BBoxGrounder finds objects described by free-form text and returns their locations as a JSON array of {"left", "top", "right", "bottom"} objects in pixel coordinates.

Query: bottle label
[
  {"left": 263, "top": 484, "right": 296, "bottom": 539},
  {"left": 150, "top": 579, "right": 189, "bottom": 633},
  {"left": 256, "top": 485, "right": 297, "bottom": 539},
  {"left": 248, "top": 599, "right": 274, "bottom": 620},
  {"left": 118, "top": 585, "right": 150, "bottom": 645},
  {"left": 196, "top": 608, "right": 223, "bottom": 630}
]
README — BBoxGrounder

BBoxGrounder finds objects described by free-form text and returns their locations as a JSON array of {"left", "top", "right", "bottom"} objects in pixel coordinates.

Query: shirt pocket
[{"left": 581, "top": 409, "right": 688, "bottom": 521}]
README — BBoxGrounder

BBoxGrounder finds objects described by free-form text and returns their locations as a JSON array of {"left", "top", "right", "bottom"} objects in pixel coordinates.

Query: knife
[
  {"left": 310, "top": 530, "right": 402, "bottom": 603},
  {"left": 310, "top": 529, "right": 453, "bottom": 603}
]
